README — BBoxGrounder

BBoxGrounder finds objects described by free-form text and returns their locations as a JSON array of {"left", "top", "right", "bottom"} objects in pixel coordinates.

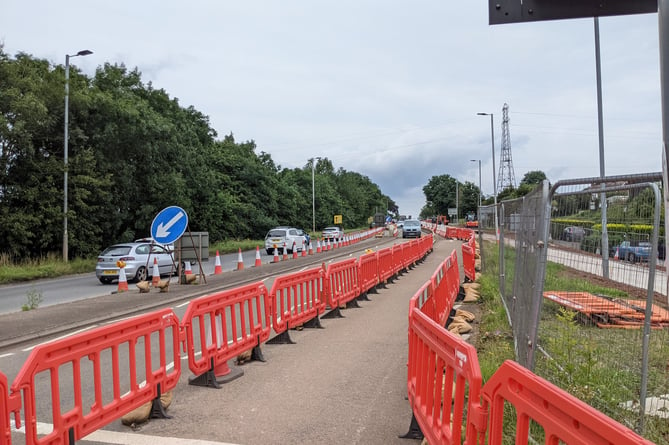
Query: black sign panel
[{"left": 489, "top": 0, "right": 657, "bottom": 25}]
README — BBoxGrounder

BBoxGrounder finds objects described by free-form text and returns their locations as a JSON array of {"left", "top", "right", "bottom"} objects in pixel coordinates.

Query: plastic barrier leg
[
  {"left": 398, "top": 413, "right": 424, "bottom": 440},
  {"left": 321, "top": 307, "right": 344, "bottom": 319},
  {"left": 267, "top": 330, "right": 295, "bottom": 344},
  {"left": 150, "top": 383, "right": 172, "bottom": 419}
]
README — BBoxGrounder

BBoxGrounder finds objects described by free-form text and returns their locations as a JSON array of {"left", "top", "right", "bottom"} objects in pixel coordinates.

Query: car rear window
[
  {"left": 267, "top": 229, "right": 287, "bottom": 237},
  {"left": 102, "top": 246, "right": 132, "bottom": 256}
]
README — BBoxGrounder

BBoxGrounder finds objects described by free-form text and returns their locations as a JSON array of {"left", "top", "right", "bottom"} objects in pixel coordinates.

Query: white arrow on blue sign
[{"left": 151, "top": 206, "right": 189, "bottom": 245}]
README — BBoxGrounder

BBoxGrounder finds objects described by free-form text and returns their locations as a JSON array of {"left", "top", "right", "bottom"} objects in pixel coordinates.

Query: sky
[{"left": 1, "top": 1, "right": 663, "bottom": 220}]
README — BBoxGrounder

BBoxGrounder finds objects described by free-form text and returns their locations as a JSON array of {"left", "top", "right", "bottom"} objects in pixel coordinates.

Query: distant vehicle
[
  {"left": 96, "top": 242, "right": 175, "bottom": 284},
  {"left": 402, "top": 219, "right": 422, "bottom": 238},
  {"left": 562, "top": 226, "right": 586, "bottom": 242},
  {"left": 465, "top": 212, "right": 478, "bottom": 229},
  {"left": 264, "top": 227, "right": 307, "bottom": 255},
  {"left": 613, "top": 241, "right": 652, "bottom": 263},
  {"left": 322, "top": 226, "right": 344, "bottom": 241}
]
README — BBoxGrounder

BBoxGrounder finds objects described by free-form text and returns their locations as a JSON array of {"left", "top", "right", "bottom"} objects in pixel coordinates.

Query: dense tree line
[{"left": 0, "top": 49, "right": 395, "bottom": 259}]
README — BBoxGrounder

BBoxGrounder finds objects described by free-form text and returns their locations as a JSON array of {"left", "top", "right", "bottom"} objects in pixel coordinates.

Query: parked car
[
  {"left": 95, "top": 242, "right": 175, "bottom": 284},
  {"left": 562, "top": 226, "right": 586, "bottom": 242},
  {"left": 322, "top": 226, "right": 344, "bottom": 241},
  {"left": 402, "top": 219, "right": 422, "bottom": 238},
  {"left": 613, "top": 240, "right": 652, "bottom": 262},
  {"left": 264, "top": 227, "right": 307, "bottom": 255}
]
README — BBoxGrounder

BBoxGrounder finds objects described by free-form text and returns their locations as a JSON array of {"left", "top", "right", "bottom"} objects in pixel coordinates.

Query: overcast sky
[{"left": 1, "top": 2, "right": 663, "bottom": 219}]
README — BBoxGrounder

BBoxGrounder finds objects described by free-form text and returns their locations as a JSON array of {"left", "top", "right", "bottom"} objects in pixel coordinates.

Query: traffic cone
[
  {"left": 273, "top": 247, "right": 280, "bottom": 263},
  {"left": 214, "top": 250, "right": 223, "bottom": 274},
  {"left": 292, "top": 242, "right": 298, "bottom": 259},
  {"left": 316, "top": 239, "right": 321, "bottom": 253},
  {"left": 237, "top": 248, "right": 244, "bottom": 271},
  {"left": 614, "top": 247, "right": 619, "bottom": 261},
  {"left": 301, "top": 241, "right": 307, "bottom": 257},
  {"left": 309, "top": 241, "right": 314, "bottom": 255},
  {"left": 282, "top": 242, "right": 289, "bottom": 260},
  {"left": 117, "top": 266, "right": 129, "bottom": 293},
  {"left": 151, "top": 258, "right": 160, "bottom": 286},
  {"left": 184, "top": 261, "right": 193, "bottom": 275},
  {"left": 254, "top": 246, "right": 262, "bottom": 267}
]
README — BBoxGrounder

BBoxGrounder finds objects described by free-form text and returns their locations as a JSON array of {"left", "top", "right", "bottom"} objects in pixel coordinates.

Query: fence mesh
[{"left": 485, "top": 172, "right": 668, "bottom": 440}]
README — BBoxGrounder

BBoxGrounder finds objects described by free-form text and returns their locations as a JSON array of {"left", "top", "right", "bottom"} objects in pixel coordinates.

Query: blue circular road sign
[{"left": 151, "top": 206, "right": 189, "bottom": 245}]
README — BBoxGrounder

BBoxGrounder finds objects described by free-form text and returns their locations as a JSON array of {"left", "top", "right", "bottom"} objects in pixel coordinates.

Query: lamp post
[
  {"left": 470, "top": 158, "right": 481, "bottom": 217},
  {"left": 63, "top": 49, "right": 93, "bottom": 262},
  {"left": 477, "top": 112, "right": 499, "bottom": 242},
  {"left": 311, "top": 157, "right": 321, "bottom": 234}
]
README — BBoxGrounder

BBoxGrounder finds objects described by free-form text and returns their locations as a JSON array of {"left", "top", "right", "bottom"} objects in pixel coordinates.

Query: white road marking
[
  {"left": 22, "top": 326, "right": 98, "bottom": 352},
  {"left": 176, "top": 300, "right": 190, "bottom": 308},
  {"left": 0, "top": 352, "right": 14, "bottom": 358},
  {"left": 14, "top": 421, "right": 239, "bottom": 445}
]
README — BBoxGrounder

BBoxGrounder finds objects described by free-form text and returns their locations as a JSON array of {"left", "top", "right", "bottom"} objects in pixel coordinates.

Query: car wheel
[
  {"left": 266, "top": 249, "right": 273, "bottom": 256},
  {"left": 99, "top": 277, "right": 113, "bottom": 284},
  {"left": 135, "top": 266, "right": 148, "bottom": 282}
]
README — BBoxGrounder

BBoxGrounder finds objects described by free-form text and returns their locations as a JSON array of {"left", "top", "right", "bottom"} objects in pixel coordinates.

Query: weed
[{"left": 22, "top": 287, "right": 43, "bottom": 311}]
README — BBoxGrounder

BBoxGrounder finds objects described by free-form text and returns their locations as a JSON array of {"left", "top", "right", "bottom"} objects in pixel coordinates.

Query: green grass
[
  {"left": 0, "top": 253, "right": 96, "bottom": 284},
  {"left": 476, "top": 240, "right": 669, "bottom": 443}
]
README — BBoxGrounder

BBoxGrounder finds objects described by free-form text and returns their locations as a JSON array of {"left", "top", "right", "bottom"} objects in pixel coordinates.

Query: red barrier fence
[
  {"left": 358, "top": 251, "right": 380, "bottom": 295},
  {"left": 1, "top": 371, "right": 20, "bottom": 445},
  {"left": 324, "top": 258, "right": 360, "bottom": 308},
  {"left": 378, "top": 247, "right": 394, "bottom": 283},
  {"left": 407, "top": 306, "right": 486, "bottom": 445},
  {"left": 482, "top": 360, "right": 653, "bottom": 445},
  {"left": 12, "top": 308, "right": 181, "bottom": 445},
  {"left": 392, "top": 244, "right": 404, "bottom": 275},
  {"left": 430, "top": 250, "right": 460, "bottom": 327},
  {"left": 461, "top": 242, "right": 476, "bottom": 283},
  {"left": 269, "top": 265, "right": 327, "bottom": 341},
  {"left": 181, "top": 282, "right": 272, "bottom": 387}
]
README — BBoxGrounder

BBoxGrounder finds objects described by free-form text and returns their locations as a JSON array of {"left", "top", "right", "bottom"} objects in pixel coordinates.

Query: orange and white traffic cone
[
  {"left": 302, "top": 241, "right": 307, "bottom": 257},
  {"left": 184, "top": 261, "right": 193, "bottom": 275},
  {"left": 283, "top": 242, "right": 289, "bottom": 260},
  {"left": 236, "top": 248, "right": 244, "bottom": 271},
  {"left": 117, "top": 265, "right": 129, "bottom": 293},
  {"left": 309, "top": 241, "right": 314, "bottom": 255},
  {"left": 316, "top": 239, "right": 322, "bottom": 253},
  {"left": 254, "top": 246, "right": 262, "bottom": 267},
  {"left": 273, "top": 247, "right": 280, "bottom": 263},
  {"left": 151, "top": 258, "right": 160, "bottom": 287},
  {"left": 214, "top": 250, "right": 223, "bottom": 274},
  {"left": 292, "top": 242, "right": 298, "bottom": 259},
  {"left": 614, "top": 247, "right": 619, "bottom": 261}
]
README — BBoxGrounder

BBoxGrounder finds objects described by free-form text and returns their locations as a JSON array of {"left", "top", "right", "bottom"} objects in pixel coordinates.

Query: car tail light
[{"left": 120, "top": 256, "right": 135, "bottom": 261}]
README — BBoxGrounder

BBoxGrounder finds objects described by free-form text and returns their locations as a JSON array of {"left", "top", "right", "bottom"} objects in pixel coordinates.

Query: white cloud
[{"left": 1, "top": 2, "right": 662, "bottom": 219}]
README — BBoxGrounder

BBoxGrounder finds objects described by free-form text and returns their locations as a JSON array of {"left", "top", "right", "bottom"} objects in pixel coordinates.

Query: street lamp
[
  {"left": 470, "top": 159, "right": 481, "bottom": 220},
  {"left": 311, "top": 157, "right": 322, "bottom": 233},
  {"left": 63, "top": 49, "right": 93, "bottom": 262},
  {"left": 477, "top": 112, "right": 499, "bottom": 242}
]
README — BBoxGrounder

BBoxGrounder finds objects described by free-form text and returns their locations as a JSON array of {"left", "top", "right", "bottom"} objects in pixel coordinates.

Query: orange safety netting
[{"left": 543, "top": 291, "right": 669, "bottom": 329}]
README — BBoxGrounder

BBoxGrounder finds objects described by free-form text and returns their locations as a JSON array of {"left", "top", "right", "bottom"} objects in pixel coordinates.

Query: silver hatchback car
[
  {"left": 95, "top": 242, "right": 175, "bottom": 284},
  {"left": 264, "top": 227, "right": 307, "bottom": 255}
]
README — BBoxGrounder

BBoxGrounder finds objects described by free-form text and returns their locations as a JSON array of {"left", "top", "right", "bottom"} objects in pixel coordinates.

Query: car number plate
[{"left": 103, "top": 270, "right": 118, "bottom": 275}]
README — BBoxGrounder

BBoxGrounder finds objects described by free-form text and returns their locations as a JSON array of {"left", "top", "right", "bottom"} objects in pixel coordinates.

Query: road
[
  {"left": 0, "top": 248, "right": 280, "bottom": 315},
  {"left": 1, "top": 232, "right": 456, "bottom": 445}
]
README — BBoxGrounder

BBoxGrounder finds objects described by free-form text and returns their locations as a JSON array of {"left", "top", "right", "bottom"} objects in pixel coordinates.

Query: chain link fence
[{"left": 482, "top": 172, "right": 668, "bottom": 439}]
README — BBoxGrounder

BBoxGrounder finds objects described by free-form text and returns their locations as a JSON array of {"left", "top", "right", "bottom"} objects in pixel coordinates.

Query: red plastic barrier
[
  {"left": 1, "top": 371, "right": 20, "bottom": 445},
  {"left": 181, "top": 282, "right": 271, "bottom": 384},
  {"left": 392, "top": 244, "right": 404, "bottom": 275},
  {"left": 430, "top": 250, "right": 460, "bottom": 327},
  {"left": 269, "top": 265, "right": 327, "bottom": 334},
  {"left": 12, "top": 308, "right": 181, "bottom": 445},
  {"left": 411, "top": 280, "right": 436, "bottom": 321},
  {"left": 358, "top": 251, "right": 379, "bottom": 294},
  {"left": 482, "top": 360, "right": 654, "bottom": 445},
  {"left": 462, "top": 242, "right": 476, "bottom": 283},
  {"left": 377, "top": 247, "right": 394, "bottom": 283},
  {"left": 324, "top": 258, "right": 360, "bottom": 307},
  {"left": 407, "top": 305, "right": 486, "bottom": 445}
]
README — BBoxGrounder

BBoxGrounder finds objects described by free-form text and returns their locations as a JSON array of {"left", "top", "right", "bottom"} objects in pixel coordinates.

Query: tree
[{"left": 520, "top": 170, "right": 547, "bottom": 186}]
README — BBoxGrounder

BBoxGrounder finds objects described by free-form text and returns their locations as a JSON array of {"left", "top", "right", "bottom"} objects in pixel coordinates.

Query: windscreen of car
[
  {"left": 101, "top": 246, "right": 132, "bottom": 256},
  {"left": 404, "top": 221, "right": 420, "bottom": 227},
  {"left": 267, "top": 229, "right": 287, "bottom": 238}
]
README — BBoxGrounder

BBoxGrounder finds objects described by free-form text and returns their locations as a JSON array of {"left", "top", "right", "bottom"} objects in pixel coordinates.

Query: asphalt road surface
[{"left": 1, "top": 235, "right": 462, "bottom": 445}]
